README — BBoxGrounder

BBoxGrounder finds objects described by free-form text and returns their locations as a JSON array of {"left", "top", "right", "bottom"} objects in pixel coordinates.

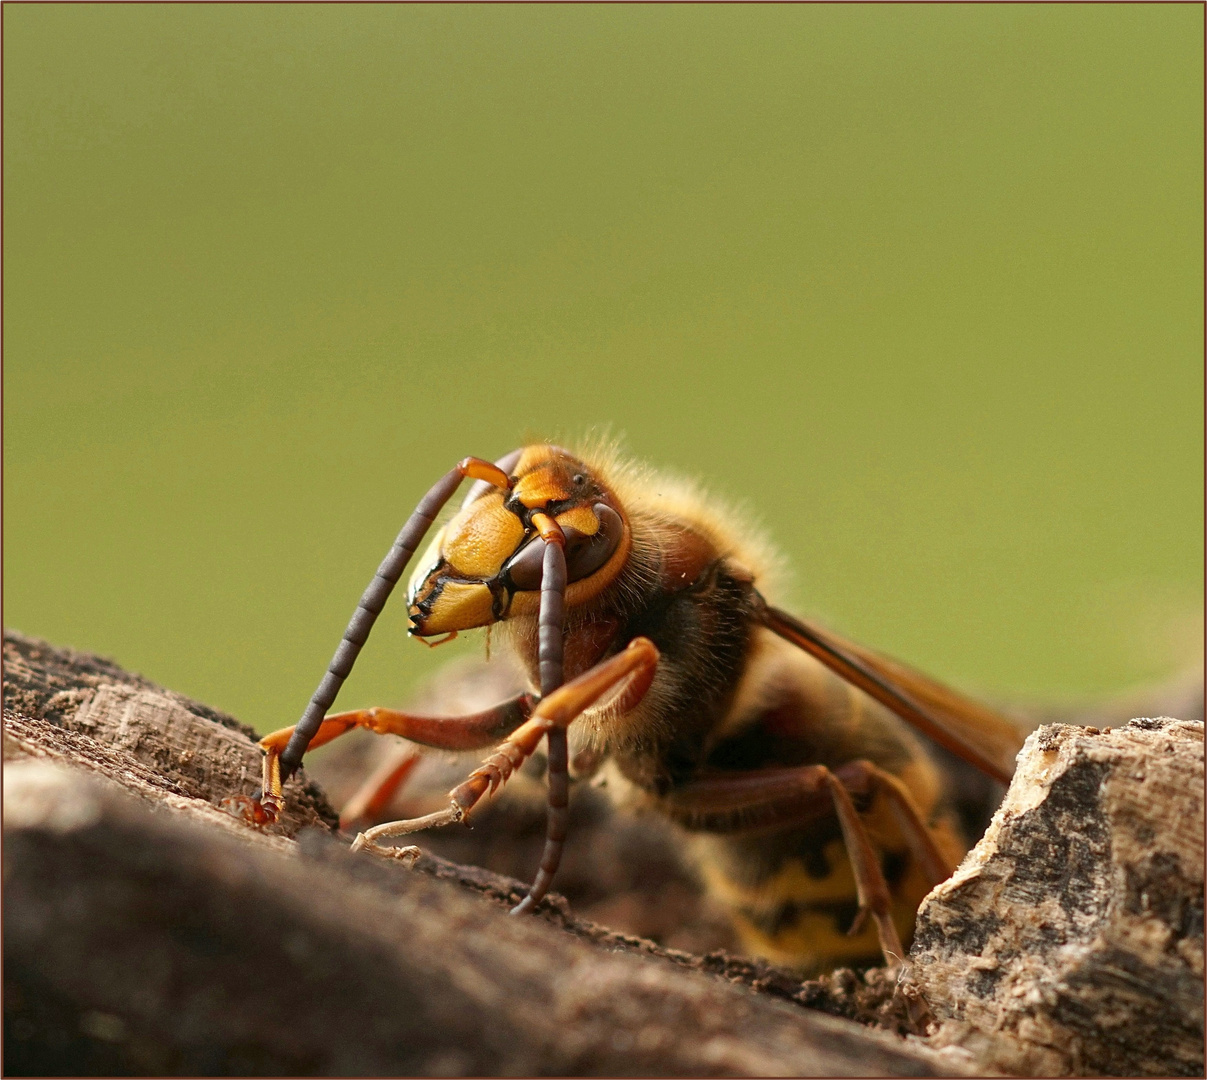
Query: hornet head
[{"left": 406, "top": 445, "right": 630, "bottom": 636}]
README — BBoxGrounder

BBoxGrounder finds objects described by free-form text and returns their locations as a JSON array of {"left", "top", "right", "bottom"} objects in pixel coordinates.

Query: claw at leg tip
[
  {"left": 349, "top": 833, "right": 421, "bottom": 866},
  {"left": 220, "top": 794, "right": 279, "bottom": 828}
]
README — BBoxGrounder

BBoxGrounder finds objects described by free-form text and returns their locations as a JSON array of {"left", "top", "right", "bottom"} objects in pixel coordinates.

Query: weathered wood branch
[
  {"left": 2, "top": 632, "right": 338, "bottom": 838},
  {"left": 2, "top": 631, "right": 956, "bottom": 1077},
  {"left": 4, "top": 629, "right": 1202, "bottom": 1076}
]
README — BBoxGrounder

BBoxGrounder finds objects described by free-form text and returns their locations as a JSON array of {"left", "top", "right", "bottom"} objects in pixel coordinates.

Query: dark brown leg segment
[{"left": 834, "top": 759, "right": 957, "bottom": 887}]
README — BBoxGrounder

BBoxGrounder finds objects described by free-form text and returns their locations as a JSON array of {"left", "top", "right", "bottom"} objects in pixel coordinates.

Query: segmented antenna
[
  {"left": 278, "top": 458, "right": 510, "bottom": 781},
  {"left": 511, "top": 521, "right": 569, "bottom": 915}
]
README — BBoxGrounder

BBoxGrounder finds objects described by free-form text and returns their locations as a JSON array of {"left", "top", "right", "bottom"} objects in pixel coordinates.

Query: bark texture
[
  {"left": 1, "top": 630, "right": 955, "bottom": 1077},
  {"left": 4, "top": 756, "right": 953, "bottom": 1077},
  {"left": 907, "top": 718, "right": 1205, "bottom": 1076},
  {"left": 2, "top": 631, "right": 336, "bottom": 837},
  {"left": 4, "top": 629, "right": 1203, "bottom": 1076}
]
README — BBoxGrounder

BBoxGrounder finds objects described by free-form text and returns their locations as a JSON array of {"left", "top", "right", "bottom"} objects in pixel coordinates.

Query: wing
[{"left": 760, "top": 605, "right": 1025, "bottom": 784}]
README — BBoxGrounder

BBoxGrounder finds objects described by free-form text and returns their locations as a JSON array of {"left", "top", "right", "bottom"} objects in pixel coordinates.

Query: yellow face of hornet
[{"left": 406, "top": 446, "right": 632, "bottom": 636}]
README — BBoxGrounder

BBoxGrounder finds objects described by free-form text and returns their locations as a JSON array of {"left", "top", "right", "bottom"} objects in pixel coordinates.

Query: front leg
[
  {"left": 222, "top": 695, "right": 534, "bottom": 826},
  {"left": 348, "top": 638, "right": 661, "bottom": 895}
]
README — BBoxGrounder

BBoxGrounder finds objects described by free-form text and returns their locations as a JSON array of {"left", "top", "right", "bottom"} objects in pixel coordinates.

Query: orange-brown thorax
[{"left": 407, "top": 446, "right": 632, "bottom": 637}]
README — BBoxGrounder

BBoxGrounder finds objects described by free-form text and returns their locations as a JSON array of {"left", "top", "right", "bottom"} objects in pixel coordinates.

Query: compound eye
[
  {"left": 503, "top": 503, "right": 624, "bottom": 592},
  {"left": 564, "top": 503, "right": 623, "bottom": 583},
  {"left": 504, "top": 536, "right": 545, "bottom": 591}
]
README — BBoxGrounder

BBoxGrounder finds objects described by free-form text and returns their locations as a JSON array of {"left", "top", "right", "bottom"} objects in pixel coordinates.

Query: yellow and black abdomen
[
  {"left": 689, "top": 790, "right": 967, "bottom": 972},
  {"left": 682, "top": 631, "right": 971, "bottom": 973}
]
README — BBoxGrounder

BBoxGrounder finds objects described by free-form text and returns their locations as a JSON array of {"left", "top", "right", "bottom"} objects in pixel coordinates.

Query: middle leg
[
  {"left": 348, "top": 637, "right": 661, "bottom": 866},
  {"left": 338, "top": 746, "right": 422, "bottom": 832}
]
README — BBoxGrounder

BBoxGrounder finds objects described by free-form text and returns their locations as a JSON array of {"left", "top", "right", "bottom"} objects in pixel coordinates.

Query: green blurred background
[{"left": 5, "top": 4, "right": 1202, "bottom": 734}]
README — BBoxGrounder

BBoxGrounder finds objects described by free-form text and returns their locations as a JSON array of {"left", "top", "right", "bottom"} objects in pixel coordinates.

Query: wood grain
[{"left": 908, "top": 718, "right": 1205, "bottom": 1076}]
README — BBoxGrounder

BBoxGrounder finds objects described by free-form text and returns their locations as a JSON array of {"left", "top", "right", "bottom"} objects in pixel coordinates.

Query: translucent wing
[{"left": 760, "top": 605, "right": 1025, "bottom": 784}]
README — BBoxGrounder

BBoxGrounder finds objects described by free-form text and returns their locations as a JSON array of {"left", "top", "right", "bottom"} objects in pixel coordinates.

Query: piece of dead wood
[
  {"left": 907, "top": 718, "right": 1205, "bottom": 1077},
  {"left": 2, "top": 631, "right": 958, "bottom": 1077},
  {"left": 2, "top": 630, "right": 337, "bottom": 838},
  {"left": 4, "top": 757, "right": 960, "bottom": 1077},
  {"left": 5, "top": 628, "right": 1202, "bottom": 1077}
]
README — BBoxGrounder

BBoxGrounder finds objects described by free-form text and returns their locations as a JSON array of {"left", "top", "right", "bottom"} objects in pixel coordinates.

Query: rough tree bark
[
  {"left": 3, "top": 629, "right": 1203, "bottom": 1076},
  {"left": 1, "top": 631, "right": 957, "bottom": 1077},
  {"left": 908, "top": 719, "right": 1204, "bottom": 1076}
]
